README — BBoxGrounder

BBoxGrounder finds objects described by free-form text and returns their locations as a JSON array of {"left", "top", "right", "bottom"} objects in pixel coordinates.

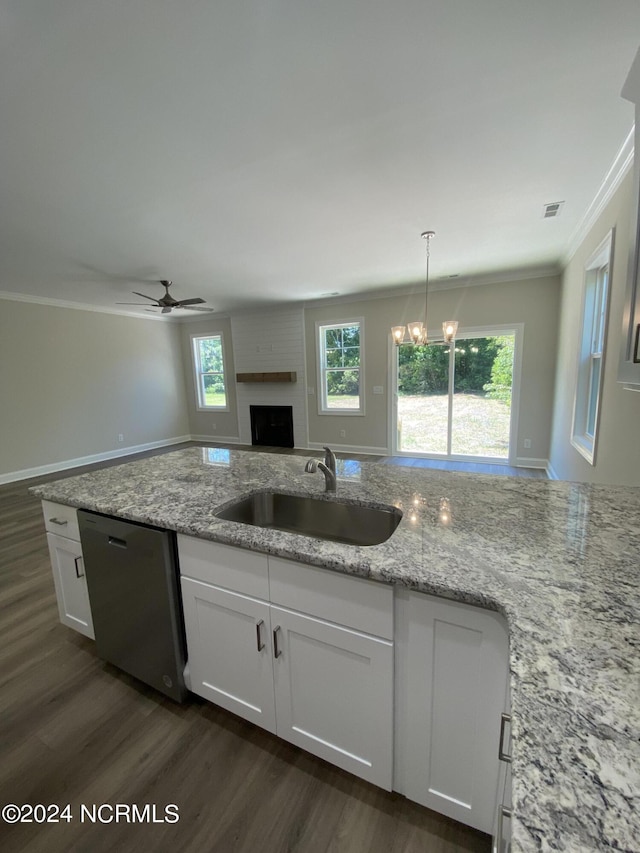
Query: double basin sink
[{"left": 216, "top": 491, "right": 402, "bottom": 547}]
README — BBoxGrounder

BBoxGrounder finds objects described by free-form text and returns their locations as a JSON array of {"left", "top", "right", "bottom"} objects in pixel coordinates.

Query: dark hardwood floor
[{"left": 0, "top": 445, "right": 493, "bottom": 853}]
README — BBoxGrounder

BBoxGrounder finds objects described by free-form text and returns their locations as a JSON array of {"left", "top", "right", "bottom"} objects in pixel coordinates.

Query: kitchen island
[{"left": 31, "top": 446, "right": 640, "bottom": 852}]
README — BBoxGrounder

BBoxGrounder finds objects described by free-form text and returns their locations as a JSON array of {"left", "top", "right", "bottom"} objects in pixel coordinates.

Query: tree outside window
[
  {"left": 571, "top": 230, "right": 613, "bottom": 464},
  {"left": 192, "top": 334, "right": 227, "bottom": 409},
  {"left": 318, "top": 321, "right": 363, "bottom": 412}
]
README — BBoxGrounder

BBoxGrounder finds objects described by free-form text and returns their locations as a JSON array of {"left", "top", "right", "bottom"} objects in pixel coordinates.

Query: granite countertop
[{"left": 31, "top": 447, "right": 640, "bottom": 852}]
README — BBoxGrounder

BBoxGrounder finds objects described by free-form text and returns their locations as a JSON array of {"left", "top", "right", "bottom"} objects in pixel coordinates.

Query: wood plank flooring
[{"left": 0, "top": 446, "right": 492, "bottom": 853}]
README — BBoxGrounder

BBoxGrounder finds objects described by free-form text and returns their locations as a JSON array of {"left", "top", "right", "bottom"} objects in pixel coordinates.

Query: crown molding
[
  {"left": 302, "top": 265, "right": 561, "bottom": 309},
  {"left": 0, "top": 289, "right": 169, "bottom": 320},
  {"left": 564, "top": 125, "right": 634, "bottom": 263}
]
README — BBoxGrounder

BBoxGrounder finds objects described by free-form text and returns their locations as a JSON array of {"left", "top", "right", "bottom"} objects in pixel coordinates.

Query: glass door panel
[
  {"left": 396, "top": 333, "right": 515, "bottom": 461},
  {"left": 451, "top": 337, "right": 513, "bottom": 459},
  {"left": 397, "top": 344, "right": 449, "bottom": 454}
]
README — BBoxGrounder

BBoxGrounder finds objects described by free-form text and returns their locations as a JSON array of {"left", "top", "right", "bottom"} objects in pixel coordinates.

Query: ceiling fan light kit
[
  {"left": 116, "top": 280, "right": 214, "bottom": 314},
  {"left": 391, "top": 232, "right": 459, "bottom": 347}
]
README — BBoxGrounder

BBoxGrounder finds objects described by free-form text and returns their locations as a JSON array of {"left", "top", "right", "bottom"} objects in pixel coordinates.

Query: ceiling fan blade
[
  {"left": 116, "top": 301, "right": 161, "bottom": 306},
  {"left": 175, "top": 297, "right": 206, "bottom": 306},
  {"left": 132, "top": 291, "right": 160, "bottom": 302},
  {"left": 186, "top": 306, "right": 215, "bottom": 312}
]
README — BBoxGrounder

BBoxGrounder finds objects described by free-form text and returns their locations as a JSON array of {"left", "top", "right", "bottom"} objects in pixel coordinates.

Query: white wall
[
  {"left": 305, "top": 276, "right": 561, "bottom": 460},
  {"left": 180, "top": 315, "right": 240, "bottom": 441},
  {"left": 0, "top": 300, "right": 190, "bottom": 481},
  {"left": 231, "top": 307, "right": 308, "bottom": 447},
  {"left": 549, "top": 169, "right": 640, "bottom": 484}
]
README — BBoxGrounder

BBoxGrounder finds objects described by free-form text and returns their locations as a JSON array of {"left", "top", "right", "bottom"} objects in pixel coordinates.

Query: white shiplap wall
[{"left": 231, "top": 308, "right": 308, "bottom": 447}]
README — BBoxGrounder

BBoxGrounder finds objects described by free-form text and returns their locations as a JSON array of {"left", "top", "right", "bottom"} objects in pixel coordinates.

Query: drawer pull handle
[
  {"left": 74, "top": 556, "right": 84, "bottom": 578},
  {"left": 256, "top": 620, "right": 265, "bottom": 652},
  {"left": 108, "top": 536, "right": 127, "bottom": 549},
  {"left": 496, "top": 805, "right": 512, "bottom": 851},
  {"left": 499, "top": 712, "right": 512, "bottom": 763},
  {"left": 273, "top": 625, "right": 282, "bottom": 659},
  {"left": 49, "top": 517, "right": 68, "bottom": 526}
]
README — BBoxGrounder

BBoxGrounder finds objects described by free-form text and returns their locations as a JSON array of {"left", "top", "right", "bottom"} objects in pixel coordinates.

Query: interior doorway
[{"left": 392, "top": 329, "right": 519, "bottom": 463}]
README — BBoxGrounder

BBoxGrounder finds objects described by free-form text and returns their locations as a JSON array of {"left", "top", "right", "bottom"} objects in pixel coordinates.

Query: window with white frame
[
  {"left": 191, "top": 334, "right": 228, "bottom": 410},
  {"left": 317, "top": 320, "right": 363, "bottom": 413},
  {"left": 571, "top": 230, "right": 614, "bottom": 464}
]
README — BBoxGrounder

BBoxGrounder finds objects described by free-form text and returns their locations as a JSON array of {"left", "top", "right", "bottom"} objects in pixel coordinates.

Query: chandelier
[{"left": 391, "top": 231, "right": 458, "bottom": 346}]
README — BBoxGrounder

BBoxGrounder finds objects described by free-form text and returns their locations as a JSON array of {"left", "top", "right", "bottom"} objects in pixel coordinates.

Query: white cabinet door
[
  {"left": 46, "top": 532, "right": 94, "bottom": 639},
  {"left": 271, "top": 604, "right": 393, "bottom": 789},
  {"left": 181, "top": 577, "right": 276, "bottom": 733},
  {"left": 396, "top": 589, "right": 509, "bottom": 835}
]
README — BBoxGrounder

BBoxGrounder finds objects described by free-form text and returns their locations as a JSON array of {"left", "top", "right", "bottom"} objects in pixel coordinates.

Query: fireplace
[{"left": 250, "top": 405, "right": 294, "bottom": 448}]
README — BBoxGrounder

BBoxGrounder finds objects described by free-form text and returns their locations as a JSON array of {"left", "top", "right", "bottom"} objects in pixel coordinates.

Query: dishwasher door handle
[{"left": 107, "top": 535, "right": 127, "bottom": 549}]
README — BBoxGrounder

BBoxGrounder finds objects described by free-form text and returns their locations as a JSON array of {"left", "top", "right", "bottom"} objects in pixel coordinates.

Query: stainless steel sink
[{"left": 216, "top": 491, "right": 402, "bottom": 546}]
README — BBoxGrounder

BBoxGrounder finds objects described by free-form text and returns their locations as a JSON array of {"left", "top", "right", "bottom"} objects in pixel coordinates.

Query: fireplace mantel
[{"left": 236, "top": 371, "right": 297, "bottom": 383}]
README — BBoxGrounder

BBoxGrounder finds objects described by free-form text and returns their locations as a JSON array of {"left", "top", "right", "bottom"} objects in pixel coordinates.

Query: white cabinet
[
  {"left": 181, "top": 577, "right": 276, "bottom": 732},
  {"left": 394, "top": 588, "right": 509, "bottom": 836},
  {"left": 271, "top": 605, "right": 393, "bottom": 788},
  {"left": 178, "top": 536, "right": 394, "bottom": 789},
  {"left": 42, "top": 501, "right": 94, "bottom": 639}
]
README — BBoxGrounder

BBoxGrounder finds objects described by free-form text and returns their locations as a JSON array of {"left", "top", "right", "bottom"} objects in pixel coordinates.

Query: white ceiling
[{"left": 1, "top": 0, "right": 639, "bottom": 319}]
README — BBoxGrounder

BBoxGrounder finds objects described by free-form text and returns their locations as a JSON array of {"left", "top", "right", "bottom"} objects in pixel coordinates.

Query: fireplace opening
[{"left": 250, "top": 405, "right": 294, "bottom": 448}]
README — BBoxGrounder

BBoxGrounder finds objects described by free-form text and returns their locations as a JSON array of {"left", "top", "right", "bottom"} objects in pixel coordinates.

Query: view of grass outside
[
  {"left": 396, "top": 335, "right": 514, "bottom": 459},
  {"left": 399, "top": 393, "right": 511, "bottom": 457},
  {"left": 195, "top": 335, "right": 227, "bottom": 408},
  {"left": 204, "top": 390, "right": 227, "bottom": 407},
  {"left": 321, "top": 323, "right": 361, "bottom": 410}
]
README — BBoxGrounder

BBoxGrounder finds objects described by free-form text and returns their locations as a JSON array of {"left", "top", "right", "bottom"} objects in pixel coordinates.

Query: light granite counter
[{"left": 30, "top": 447, "right": 640, "bottom": 852}]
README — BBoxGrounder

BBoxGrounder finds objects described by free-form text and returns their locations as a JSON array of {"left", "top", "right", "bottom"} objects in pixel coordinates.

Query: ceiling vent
[{"left": 543, "top": 201, "right": 565, "bottom": 218}]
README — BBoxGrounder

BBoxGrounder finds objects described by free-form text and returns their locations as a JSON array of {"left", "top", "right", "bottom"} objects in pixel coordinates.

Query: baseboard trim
[
  {"left": 0, "top": 435, "right": 192, "bottom": 485},
  {"left": 190, "top": 434, "right": 243, "bottom": 444},
  {"left": 514, "top": 457, "right": 548, "bottom": 469},
  {"left": 307, "top": 441, "right": 389, "bottom": 456},
  {"left": 546, "top": 462, "right": 560, "bottom": 480}
]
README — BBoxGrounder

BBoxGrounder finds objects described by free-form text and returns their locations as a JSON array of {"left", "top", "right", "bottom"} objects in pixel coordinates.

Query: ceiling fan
[{"left": 117, "top": 280, "right": 213, "bottom": 314}]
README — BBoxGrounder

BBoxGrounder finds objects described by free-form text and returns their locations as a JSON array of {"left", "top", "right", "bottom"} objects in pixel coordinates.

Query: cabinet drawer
[
  {"left": 42, "top": 500, "right": 80, "bottom": 540},
  {"left": 268, "top": 556, "right": 393, "bottom": 640},
  {"left": 177, "top": 535, "right": 269, "bottom": 600}
]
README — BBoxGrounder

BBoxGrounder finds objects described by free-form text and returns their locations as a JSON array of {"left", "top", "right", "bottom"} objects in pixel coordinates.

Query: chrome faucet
[
  {"left": 304, "top": 458, "right": 337, "bottom": 493},
  {"left": 323, "top": 445, "right": 337, "bottom": 477}
]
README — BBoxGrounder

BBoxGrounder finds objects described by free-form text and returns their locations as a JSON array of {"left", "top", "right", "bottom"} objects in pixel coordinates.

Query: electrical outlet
[
  {"left": 339, "top": 429, "right": 346, "bottom": 438},
  {"left": 307, "top": 387, "right": 315, "bottom": 395},
  {"left": 523, "top": 438, "right": 532, "bottom": 449},
  {"left": 212, "top": 423, "right": 216, "bottom": 430},
  {"left": 118, "top": 433, "right": 124, "bottom": 443}
]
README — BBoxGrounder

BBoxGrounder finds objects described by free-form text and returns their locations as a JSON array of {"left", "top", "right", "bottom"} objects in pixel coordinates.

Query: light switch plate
[{"left": 373, "top": 386, "right": 384, "bottom": 394}]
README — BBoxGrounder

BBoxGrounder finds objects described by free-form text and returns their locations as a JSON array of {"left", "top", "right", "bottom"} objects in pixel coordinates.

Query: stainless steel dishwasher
[{"left": 78, "top": 509, "right": 187, "bottom": 702}]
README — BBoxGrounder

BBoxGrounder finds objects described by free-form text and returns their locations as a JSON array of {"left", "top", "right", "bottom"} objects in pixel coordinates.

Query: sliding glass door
[{"left": 395, "top": 332, "right": 516, "bottom": 462}]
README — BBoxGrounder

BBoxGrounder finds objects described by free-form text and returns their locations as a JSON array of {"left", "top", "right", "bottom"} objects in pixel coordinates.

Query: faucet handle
[{"left": 323, "top": 445, "right": 337, "bottom": 474}]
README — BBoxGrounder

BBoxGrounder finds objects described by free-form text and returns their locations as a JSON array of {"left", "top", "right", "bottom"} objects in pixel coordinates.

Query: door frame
[{"left": 388, "top": 323, "right": 524, "bottom": 466}]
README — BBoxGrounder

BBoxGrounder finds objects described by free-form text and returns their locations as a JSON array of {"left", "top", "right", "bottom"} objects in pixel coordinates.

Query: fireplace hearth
[{"left": 250, "top": 405, "right": 294, "bottom": 448}]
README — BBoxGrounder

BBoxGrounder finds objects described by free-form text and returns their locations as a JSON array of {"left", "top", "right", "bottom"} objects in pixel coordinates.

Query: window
[
  {"left": 192, "top": 334, "right": 228, "bottom": 410},
  {"left": 317, "top": 320, "right": 363, "bottom": 413},
  {"left": 571, "top": 230, "right": 614, "bottom": 464}
]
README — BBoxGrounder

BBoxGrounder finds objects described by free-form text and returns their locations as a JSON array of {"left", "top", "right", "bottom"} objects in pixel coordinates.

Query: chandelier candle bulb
[
  {"left": 390, "top": 231, "right": 458, "bottom": 347},
  {"left": 443, "top": 320, "right": 459, "bottom": 343}
]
